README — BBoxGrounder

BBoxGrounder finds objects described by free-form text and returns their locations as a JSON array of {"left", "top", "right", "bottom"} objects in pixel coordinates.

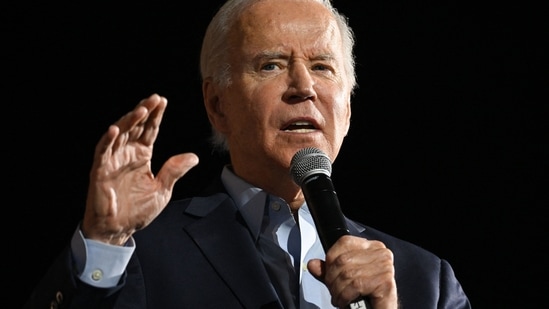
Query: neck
[{"left": 230, "top": 166, "right": 306, "bottom": 212}]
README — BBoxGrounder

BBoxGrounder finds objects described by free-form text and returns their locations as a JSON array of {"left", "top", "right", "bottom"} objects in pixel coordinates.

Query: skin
[
  {"left": 82, "top": 0, "right": 398, "bottom": 307},
  {"left": 203, "top": 0, "right": 351, "bottom": 211}
]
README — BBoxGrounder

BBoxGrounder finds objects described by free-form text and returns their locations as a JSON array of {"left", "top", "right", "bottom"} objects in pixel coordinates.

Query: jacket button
[
  {"left": 56, "top": 291, "right": 64, "bottom": 304},
  {"left": 49, "top": 290, "right": 63, "bottom": 308}
]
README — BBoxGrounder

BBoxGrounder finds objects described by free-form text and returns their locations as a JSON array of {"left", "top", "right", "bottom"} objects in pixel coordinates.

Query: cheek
[
  {"left": 223, "top": 97, "right": 269, "bottom": 137},
  {"left": 342, "top": 101, "right": 351, "bottom": 131},
  {"left": 319, "top": 87, "right": 350, "bottom": 118},
  {"left": 245, "top": 83, "right": 282, "bottom": 120}
]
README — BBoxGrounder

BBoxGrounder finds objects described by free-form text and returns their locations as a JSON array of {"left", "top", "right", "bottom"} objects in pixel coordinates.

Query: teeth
[
  {"left": 288, "top": 128, "right": 316, "bottom": 133},
  {"left": 283, "top": 121, "right": 316, "bottom": 132}
]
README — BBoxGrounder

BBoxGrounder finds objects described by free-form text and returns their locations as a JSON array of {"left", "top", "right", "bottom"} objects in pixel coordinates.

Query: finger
[
  {"left": 307, "top": 258, "right": 326, "bottom": 282},
  {"left": 333, "top": 265, "right": 396, "bottom": 309},
  {"left": 93, "top": 125, "right": 120, "bottom": 168},
  {"left": 329, "top": 245, "right": 395, "bottom": 307},
  {"left": 114, "top": 96, "right": 153, "bottom": 133},
  {"left": 109, "top": 94, "right": 167, "bottom": 150},
  {"left": 95, "top": 124, "right": 118, "bottom": 154},
  {"left": 139, "top": 94, "right": 167, "bottom": 145},
  {"left": 156, "top": 152, "right": 200, "bottom": 193},
  {"left": 123, "top": 94, "right": 166, "bottom": 146},
  {"left": 308, "top": 252, "right": 369, "bottom": 308},
  {"left": 330, "top": 267, "right": 367, "bottom": 307},
  {"left": 91, "top": 94, "right": 162, "bottom": 170},
  {"left": 111, "top": 104, "right": 149, "bottom": 152}
]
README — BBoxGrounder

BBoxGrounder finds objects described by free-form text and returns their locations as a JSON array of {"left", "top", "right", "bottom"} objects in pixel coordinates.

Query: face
[{"left": 204, "top": 0, "right": 352, "bottom": 187}]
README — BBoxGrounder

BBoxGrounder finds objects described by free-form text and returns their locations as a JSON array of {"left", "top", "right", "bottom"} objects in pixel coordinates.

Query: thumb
[
  {"left": 157, "top": 152, "right": 199, "bottom": 190},
  {"left": 307, "top": 258, "right": 326, "bottom": 283}
]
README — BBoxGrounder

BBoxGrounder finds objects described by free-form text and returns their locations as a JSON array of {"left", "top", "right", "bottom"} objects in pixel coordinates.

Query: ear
[
  {"left": 343, "top": 97, "right": 352, "bottom": 136},
  {"left": 202, "top": 77, "right": 228, "bottom": 133}
]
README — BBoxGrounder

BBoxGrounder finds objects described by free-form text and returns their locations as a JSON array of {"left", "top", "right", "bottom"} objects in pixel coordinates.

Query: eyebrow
[
  {"left": 253, "top": 51, "right": 335, "bottom": 62},
  {"left": 253, "top": 51, "right": 288, "bottom": 62},
  {"left": 311, "top": 54, "right": 336, "bottom": 62}
]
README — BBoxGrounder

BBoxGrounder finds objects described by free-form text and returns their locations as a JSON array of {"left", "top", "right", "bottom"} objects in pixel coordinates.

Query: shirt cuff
[{"left": 71, "top": 226, "right": 135, "bottom": 288}]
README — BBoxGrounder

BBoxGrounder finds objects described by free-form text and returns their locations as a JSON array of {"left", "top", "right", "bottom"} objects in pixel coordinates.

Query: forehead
[{"left": 230, "top": 0, "right": 341, "bottom": 55}]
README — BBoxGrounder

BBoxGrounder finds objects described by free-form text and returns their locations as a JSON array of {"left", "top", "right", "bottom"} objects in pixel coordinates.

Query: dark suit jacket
[{"left": 25, "top": 186, "right": 472, "bottom": 308}]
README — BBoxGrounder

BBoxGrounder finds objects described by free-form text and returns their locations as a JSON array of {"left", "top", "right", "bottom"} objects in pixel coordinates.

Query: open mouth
[{"left": 282, "top": 121, "right": 318, "bottom": 132}]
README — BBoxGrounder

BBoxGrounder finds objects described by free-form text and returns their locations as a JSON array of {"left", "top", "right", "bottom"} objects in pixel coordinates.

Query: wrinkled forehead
[
  {"left": 239, "top": 0, "right": 333, "bottom": 28},
  {"left": 229, "top": 0, "right": 341, "bottom": 55}
]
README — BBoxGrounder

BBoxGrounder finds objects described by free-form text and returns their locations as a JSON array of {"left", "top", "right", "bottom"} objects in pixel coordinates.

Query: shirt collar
[{"left": 221, "top": 165, "right": 267, "bottom": 240}]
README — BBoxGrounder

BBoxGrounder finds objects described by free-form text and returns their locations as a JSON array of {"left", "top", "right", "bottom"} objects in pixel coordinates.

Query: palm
[{"left": 82, "top": 94, "right": 198, "bottom": 245}]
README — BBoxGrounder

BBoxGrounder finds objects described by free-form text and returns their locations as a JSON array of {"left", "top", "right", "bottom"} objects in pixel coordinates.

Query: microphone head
[{"left": 290, "top": 147, "right": 332, "bottom": 186}]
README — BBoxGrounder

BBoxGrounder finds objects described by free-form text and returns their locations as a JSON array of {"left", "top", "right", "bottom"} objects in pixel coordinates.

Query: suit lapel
[
  {"left": 183, "top": 194, "right": 283, "bottom": 309},
  {"left": 346, "top": 217, "right": 367, "bottom": 236}
]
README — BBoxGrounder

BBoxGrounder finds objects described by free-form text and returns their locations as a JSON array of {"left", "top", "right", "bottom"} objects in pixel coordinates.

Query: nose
[{"left": 283, "top": 63, "right": 316, "bottom": 103}]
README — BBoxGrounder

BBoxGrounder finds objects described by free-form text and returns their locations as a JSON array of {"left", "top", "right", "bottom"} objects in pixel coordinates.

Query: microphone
[{"left": 290, "top": 147, "right": 372, "bottom": 309}]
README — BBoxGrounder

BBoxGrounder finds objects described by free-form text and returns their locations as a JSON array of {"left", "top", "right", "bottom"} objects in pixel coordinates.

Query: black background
[{"left": 7, "top": 1, "right": 546, "bottom": 308}]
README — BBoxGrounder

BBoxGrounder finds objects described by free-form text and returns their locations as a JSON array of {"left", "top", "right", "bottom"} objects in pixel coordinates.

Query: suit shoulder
[{"left": 351, "top": 220, "right": 441, "bottom": 263}]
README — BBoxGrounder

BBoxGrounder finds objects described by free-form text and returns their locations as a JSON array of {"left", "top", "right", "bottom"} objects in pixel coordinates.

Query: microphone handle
[
  {"left": 300, "top": 174, "right": 373, "bottom": 309},
  {"left": 346, "top": 298, "right": 373, "bottom": 309}
]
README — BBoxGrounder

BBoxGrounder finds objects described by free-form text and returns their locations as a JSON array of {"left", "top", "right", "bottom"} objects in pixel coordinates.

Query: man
[{"left": 25, "top": 0, "right": 471, "bottom": 308}]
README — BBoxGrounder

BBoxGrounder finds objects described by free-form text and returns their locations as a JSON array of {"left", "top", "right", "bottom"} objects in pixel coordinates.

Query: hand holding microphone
[{"left": 290, "top": 147, "right": 374, "bottom": 309}]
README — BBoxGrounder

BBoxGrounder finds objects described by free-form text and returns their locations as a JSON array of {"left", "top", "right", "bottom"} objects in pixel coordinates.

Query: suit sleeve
[
  {"left": 438, "top": 259, "right": 472, "bottom": 309},
  {"left": 23, "top": 245, "right": 144, "bottom": 309}
]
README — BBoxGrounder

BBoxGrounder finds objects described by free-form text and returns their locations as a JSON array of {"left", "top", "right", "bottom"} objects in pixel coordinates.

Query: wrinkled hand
[
  {"left": 82, "top": 94, "right": 199, "bottom": 245},
  {"left": 308, "top": 235, "right": 398, "bottom": 309}
]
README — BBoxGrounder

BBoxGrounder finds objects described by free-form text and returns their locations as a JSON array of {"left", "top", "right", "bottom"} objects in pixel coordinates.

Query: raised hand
[
  {"left": 307, "top": 235, "right": 399, "bottom": 309},
  {"left": 82, "top": 94, "right": 199, "bottom": 245}
]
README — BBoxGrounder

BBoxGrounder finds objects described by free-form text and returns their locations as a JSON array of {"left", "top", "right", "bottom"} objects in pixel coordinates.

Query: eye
[
  {"left": 312, "top": 63, "right": 328, "bottom": 71},
  {"left": 312, "top": 63, "right": 333, "bottom": 72},
  {"left": 261, "top": 63, "right": 279, "bottom": 71}
]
